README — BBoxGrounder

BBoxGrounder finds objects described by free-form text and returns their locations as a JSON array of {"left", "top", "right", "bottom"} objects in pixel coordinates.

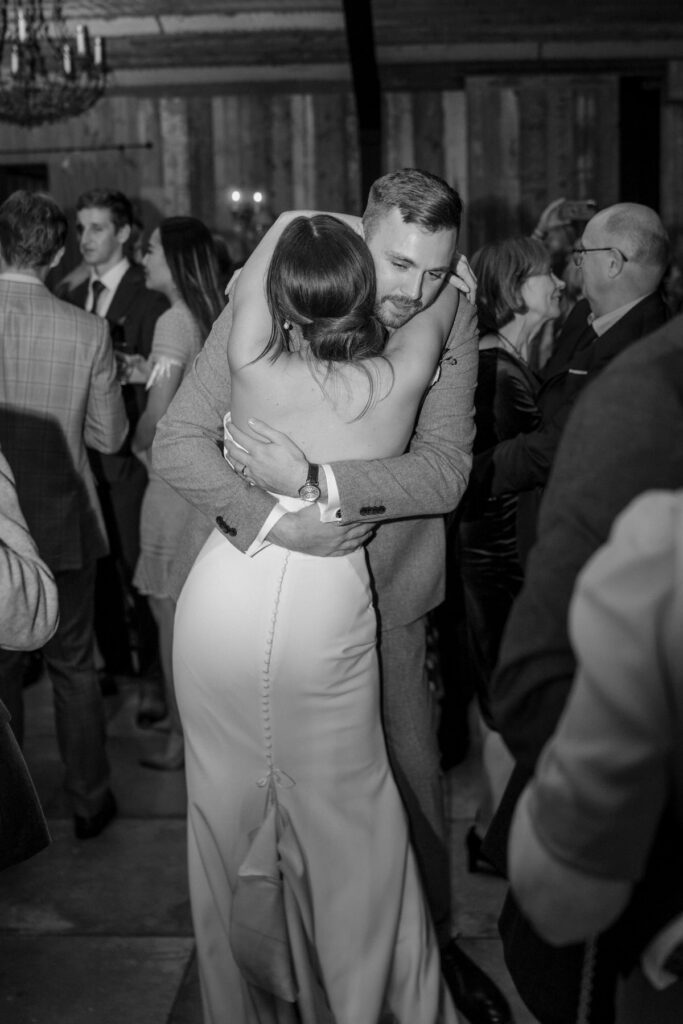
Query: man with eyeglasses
[{"left": 474, "top": 202, "right": 669, "bottom": 564}]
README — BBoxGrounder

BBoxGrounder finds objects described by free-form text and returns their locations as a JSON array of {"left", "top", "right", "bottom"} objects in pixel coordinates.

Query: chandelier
[{"left": 0, "top": 2, "right": 107, "bottom": 127}]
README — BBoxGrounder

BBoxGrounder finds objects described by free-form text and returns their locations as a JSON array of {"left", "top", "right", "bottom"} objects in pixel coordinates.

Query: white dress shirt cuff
[
  {"left": 319, "top": 463, "right": 341, "bottom": 522},
  {"left": 245, "top": 503, "right": 289, "bottom": 557}
]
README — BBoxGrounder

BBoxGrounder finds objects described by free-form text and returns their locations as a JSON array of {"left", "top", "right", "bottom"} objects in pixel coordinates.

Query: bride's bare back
[{"left": 228, "top": 213, "right": 457, "bottom": 464}]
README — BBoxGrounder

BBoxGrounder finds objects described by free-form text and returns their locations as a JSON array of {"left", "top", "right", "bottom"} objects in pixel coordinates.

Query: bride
[{"left": 173, "top": 211, "right": 461, "bottom": 1024}]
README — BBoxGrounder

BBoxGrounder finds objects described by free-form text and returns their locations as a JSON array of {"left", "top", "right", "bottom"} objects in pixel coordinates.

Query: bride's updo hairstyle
[{"left": 263, "top": 215, "right": 386, "bottom": 365}]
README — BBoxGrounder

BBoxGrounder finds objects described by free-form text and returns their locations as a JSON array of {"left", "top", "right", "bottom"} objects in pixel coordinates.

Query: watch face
[{"left": 299, "top": 482, "right": 321, "bottom": 502}]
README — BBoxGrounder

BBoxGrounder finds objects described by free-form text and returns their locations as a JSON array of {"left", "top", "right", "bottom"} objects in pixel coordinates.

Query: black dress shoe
[
  {"left": 73, "top": 790, "right": 118, "bottom": 840},
  {"left": 441, "top": 939, "right": 513, "bottom": 1024}
]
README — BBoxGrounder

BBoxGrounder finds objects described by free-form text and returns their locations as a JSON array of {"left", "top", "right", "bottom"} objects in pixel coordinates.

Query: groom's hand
[
  {"left": 268, "top": 504, "right": 374, "bottom": 556},
  {"left": 225, "top": 418, "right": 322, "bottom": 498}
]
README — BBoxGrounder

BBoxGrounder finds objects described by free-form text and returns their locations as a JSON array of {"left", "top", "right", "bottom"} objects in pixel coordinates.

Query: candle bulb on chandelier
[
  {"left": 62, "top": 43, "right": 73, "bottom": 76},
  {"left": 10, "top": 44, "right": 20, "bottom": 76},
  {"left": 93, "top": 37, "right": 104, "bottom": 67},
  {"left": 17, "top": 8, "right": 28, "bottom": 43},
  {"left": 75, "top": 25, "right": 87, "bottom": 57}
]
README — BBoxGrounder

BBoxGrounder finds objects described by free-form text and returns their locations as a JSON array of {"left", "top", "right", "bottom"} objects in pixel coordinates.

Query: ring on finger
[{"left": 241, "top": 464, "right": 248, "bottom": 477}]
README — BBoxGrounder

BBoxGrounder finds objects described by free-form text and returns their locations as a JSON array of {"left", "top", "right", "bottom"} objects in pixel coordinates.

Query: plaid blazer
[{"left": 0, "top": 276, "right": 128, "bottom": 571}]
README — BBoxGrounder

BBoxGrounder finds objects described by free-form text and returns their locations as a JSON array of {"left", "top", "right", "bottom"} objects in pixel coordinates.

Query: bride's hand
[
  {"left": 448, "top": 254, "right": 477, "bottom": 305},
  {"left": 225, "top": 418, "right": 309, "bottom": 497}
]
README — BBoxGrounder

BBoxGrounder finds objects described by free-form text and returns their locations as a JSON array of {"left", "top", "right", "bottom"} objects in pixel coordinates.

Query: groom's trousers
[{"left": 378, "top": 616, "right": 451, "bottom": 947}]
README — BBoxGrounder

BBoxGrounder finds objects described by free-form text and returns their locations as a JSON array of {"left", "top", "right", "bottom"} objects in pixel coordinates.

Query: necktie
[
  {"left": 578, "top": 321, "right": 598, "bottom": 349},
  {"left": 89, "top": 279, "right": 106, "bottom": 315}
]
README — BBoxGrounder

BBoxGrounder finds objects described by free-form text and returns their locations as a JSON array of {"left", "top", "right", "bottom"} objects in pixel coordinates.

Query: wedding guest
[
  {"left": 130, "top": 217, "right": 224, "bottom": 771},
  {"left": 66, "top": 188, "right": 168, "bottom": 701},
  {"left": 0, "top": 445, "right": 58, "bottom": 870},
  {"left": 459, "top": 237, "right": 562, "bottom": 866},
  {"left": 0, "top": 189, "right": 127, "bottom": 840},
  {"left": 486, "top": 313, "right": 683, "bottom": 1023},
  {"left": 509, "top": 488, "right": 683, "bottom": 1022}
]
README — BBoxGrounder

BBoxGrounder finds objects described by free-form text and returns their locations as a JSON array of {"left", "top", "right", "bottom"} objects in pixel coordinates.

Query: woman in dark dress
[{"left": 458, "top": 237, "right": 564, "bottom": 862}]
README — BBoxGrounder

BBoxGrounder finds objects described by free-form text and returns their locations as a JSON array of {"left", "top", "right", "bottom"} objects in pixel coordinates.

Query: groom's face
[{"left": 365, "top": 207, "right": 458, "bottom": 329}]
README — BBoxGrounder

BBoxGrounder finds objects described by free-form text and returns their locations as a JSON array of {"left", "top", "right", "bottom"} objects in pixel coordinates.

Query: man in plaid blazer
[{"left": 0, "top": 190, "right": 128, "bottom": 840}]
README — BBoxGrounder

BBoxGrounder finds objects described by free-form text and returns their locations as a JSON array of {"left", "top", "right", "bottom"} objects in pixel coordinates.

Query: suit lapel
[
  {"left": 541, "top": 300, "right": 594, "bottom": 379},
  {"left": 106, "top": 266, "right": 142, "bottom": 325}
]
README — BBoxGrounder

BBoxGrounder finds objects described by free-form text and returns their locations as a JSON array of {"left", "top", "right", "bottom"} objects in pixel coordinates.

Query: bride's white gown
[{"left": 174, "top": 505, "right": 458, "bottom": 1024}]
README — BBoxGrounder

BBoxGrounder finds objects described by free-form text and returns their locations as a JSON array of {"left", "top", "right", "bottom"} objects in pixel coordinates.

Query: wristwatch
[{"left": 298, "top": 462, "right": 321, "bottom": 502}]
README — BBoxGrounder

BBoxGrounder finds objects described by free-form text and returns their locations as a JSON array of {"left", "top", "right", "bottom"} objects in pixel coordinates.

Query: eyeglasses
[{"left": 571, "top": 246, "right": 630, "bottom": 268}]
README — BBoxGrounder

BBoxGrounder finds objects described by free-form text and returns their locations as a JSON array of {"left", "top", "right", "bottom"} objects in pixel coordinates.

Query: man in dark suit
[
  {"left": 0, "top": 190, "right": 128, "bottom": 839},
  {"left": 476, "top": 202, "right": 669, "bottom": 561},
  {"left": 65, "top": 189, "right": 167, "bottom": 689},
  {"left": 509, "top": 485, "right": 683, "bottom": 1021},
  {"left": 485, "top": 313, "right": 683, "bottom": 1023}
]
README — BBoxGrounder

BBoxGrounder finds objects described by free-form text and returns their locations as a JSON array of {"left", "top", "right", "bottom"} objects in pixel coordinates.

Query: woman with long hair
[
  {"left": 458, "top": 236, "right": 564, "bottom": 867},
  {"left": 132, "top": 216, "right": 224, "bottom": 771}
]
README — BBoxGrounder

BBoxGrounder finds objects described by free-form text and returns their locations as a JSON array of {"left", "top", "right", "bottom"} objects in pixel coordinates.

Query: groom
[{"left": 154, "top": 168, "right": 512, "bottom": 1024}]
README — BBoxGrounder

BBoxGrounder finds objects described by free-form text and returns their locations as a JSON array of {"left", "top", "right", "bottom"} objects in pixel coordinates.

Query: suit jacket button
[
  {"left": 376, "top": 505, "right": 386, "bottom": 514},
  {"left": 216, "top": 515, "right": 235, "bottom": 535}
]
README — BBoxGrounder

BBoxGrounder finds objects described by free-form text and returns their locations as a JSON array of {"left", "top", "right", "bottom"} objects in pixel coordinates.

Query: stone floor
[{"left": 0, "top": 674, "right": 538, "bottom": 1024}]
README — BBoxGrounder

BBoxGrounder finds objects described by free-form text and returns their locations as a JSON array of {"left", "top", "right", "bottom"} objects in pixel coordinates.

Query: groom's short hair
[{"left": 362, "top": 168, "right": 462, "bottom": 239}]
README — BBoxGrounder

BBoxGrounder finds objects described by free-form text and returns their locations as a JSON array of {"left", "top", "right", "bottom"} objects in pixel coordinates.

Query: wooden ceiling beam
[
  {"left": 103, "top": 30, "right": 349, "bottom": 70},
  {"left": 63, "top": 10, "right": 345, "bottom": 39}
]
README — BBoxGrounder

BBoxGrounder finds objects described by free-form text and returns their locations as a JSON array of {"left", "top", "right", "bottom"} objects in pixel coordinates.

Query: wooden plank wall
[
  {"left": 0, "top": 89, "right": 362, "bottom": 267},
  {"left": 662, "top": 61, "right": 683, "bottom": 239},
  {"left": 465, "top": 74, "right": 620, "bottom": 252},
  {"left": 2, "top": 68, "right": 668, "bottom": 265}
]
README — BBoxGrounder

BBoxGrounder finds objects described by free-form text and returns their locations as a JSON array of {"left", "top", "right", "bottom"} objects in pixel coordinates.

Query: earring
[{"left": 283, "top": 320, "right": 292, "bottom": 331}]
